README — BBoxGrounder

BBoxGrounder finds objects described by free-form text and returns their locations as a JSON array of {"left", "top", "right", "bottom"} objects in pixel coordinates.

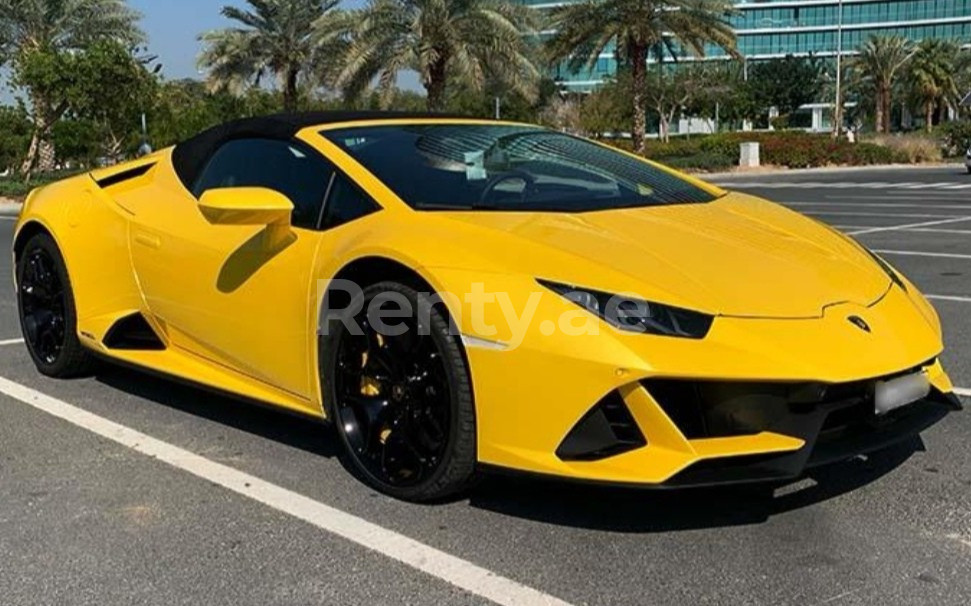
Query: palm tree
[
  {"left": 0, "top": 0, "right": 142, "bottom": 175},
  {"left": 332, "top": 0, "right": 541, "bottom": 111},
  {"left": 908, "top": 39, "right": 960, "bottom": 132},
  {"left": 199, "top": 0, "right": 343, "bottom": 112},
  {"left": 850, "top": 35, "right": 914, "bottom": 133},
  {"left": 546, "top": 0, "right": 737, "bottom": 154}
]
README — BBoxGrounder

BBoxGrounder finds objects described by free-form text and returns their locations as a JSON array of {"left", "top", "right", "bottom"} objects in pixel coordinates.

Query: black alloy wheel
[
  {"left": 17, "top": 232, "right": 97, "bottom": 377},
  {"left": 322, "top": 281, "right": 476, "bottom": 502}
]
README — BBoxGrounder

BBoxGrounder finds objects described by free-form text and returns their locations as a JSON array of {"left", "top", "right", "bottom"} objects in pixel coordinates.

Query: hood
[{"left": 440, "top": 193, "right": 891, "bottom": 319}]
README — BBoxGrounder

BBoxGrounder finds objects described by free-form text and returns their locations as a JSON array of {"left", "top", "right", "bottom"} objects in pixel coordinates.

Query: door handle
[{"left": 135, "top": 232, "right": 161, "bottom": 249}]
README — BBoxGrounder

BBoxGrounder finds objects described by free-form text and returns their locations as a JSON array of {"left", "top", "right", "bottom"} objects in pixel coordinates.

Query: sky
[
  {"left": 0, "top": 0, "right": 416, "bottom": 104},
  {"left": 129, "top": 0, "right": 242, "bottom": 82},
  {"left": 129, "top": 0, "right": 419, "bottom": 88}
]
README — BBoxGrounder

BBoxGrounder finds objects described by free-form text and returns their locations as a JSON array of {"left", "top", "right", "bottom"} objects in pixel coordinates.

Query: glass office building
[{"left": 527, "top": 0, "right": 971, "bottom": 91}]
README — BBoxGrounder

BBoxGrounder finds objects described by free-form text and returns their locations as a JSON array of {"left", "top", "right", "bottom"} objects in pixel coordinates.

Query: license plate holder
[{"left": 874, "top": 371, "right": 930, "bottom": 415}]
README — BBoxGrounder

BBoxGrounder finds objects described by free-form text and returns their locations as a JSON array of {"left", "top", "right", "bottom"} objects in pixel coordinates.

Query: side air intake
[
  {"left": 556, "top": 391, "right": 647, "bottom": 461},
  {"left": 103, "top": 313, "right": 166, "bottom": 350}
]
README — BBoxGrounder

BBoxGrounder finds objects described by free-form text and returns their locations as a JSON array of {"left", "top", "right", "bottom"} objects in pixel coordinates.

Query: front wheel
[
  {"left": 320, "top": 281, "right": 477, "bottom": 502},
  {"left": 16, "top": 232, "right": 98, "bottom": 377}
]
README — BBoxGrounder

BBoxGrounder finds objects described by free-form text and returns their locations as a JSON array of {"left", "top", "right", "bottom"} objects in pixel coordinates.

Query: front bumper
[
  {"left": 662, "top": 385, "right": 961, "bottom": 488},
  {"left": 485, "top": 361, "right": 961, "bottom": 488}
]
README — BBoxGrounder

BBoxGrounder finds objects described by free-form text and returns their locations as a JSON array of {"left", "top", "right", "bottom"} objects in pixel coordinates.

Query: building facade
[{"left": 530, "top": 0, "right": 971, "bottom": 92}]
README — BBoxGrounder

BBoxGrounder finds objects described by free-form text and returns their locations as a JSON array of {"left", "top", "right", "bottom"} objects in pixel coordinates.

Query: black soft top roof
[{"left": 171, "top": 111, "right": 465, "bottom": 190}]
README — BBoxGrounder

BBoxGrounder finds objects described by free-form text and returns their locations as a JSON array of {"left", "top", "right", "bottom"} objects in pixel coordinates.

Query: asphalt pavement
[{"left": 2, "top": 165, "right": 970, "bottom": 606}]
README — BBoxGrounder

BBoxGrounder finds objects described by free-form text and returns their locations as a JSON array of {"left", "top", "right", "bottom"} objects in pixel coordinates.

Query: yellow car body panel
[{"left": 13, "top": 116, "right": 958, "bottom": 487}]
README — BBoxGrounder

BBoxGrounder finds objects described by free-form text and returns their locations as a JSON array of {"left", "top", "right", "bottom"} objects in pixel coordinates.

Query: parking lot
[{"left": 1, "top": 164, "right": 970, "bottom": 606}]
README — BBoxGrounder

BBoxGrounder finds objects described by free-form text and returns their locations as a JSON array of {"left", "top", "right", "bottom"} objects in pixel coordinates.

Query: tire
[
  {"left": 320, "top": 281, "right": 477, "bottom": 502},
  {"left": 16, "top": 232, "right": 98, "bottom": 378}
]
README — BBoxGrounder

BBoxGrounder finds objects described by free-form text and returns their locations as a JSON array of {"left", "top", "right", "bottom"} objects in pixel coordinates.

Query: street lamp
[{"left": 833, "top": 0, "right": 844, "bottom": 138}]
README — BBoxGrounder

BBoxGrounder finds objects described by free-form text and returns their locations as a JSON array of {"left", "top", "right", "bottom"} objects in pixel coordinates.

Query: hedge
[
  {"left": 605, "top": 131, "right": 903, "bottom": 171},
  {"left": 0, "top": 171, "right": 76, "bottom": 199}
]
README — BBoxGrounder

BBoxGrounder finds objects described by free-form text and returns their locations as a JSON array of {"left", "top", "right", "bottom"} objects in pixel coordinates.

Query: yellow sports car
[{"left": 14, "top": 112, "right": 962, "bottom": 501}]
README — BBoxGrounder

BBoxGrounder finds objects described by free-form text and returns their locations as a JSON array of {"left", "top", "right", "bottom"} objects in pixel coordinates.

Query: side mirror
[{"left": 199, "top": 187, "right": 293, "bottom": 227}]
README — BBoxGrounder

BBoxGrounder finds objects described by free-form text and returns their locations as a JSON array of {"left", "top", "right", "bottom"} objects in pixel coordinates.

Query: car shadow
[
  {"left": 467, "top": 438, "right": 923, "bottom": 532},
  {"left": 94, "top": 365, "right": 340, "bottom": 459},
  {"left": 93, "top": 364, "right": 921, "bottom": 531}
]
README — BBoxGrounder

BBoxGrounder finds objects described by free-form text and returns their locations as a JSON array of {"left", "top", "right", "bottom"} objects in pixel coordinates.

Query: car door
[{"left": 122, "top": 138, "right": 335, "bottom": 404}]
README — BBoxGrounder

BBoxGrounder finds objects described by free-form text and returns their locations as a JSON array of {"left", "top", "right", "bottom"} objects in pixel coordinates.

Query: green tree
[
  {"left": 148, "top": 80, "right": 283, "bottom": 148},
  {"left": 849, "top": 35, "right": 914, "bottom": 133},
  {"left": 0, "top": 104, "right": 31, "bottom": 173},
  {"left": 51, "top": 118, "right": 100, "bottom": 167},
  {"left": 333, "top": 0, "right": 541, "bottom": 111},
  {"left": 908, "top": 39, "right": 960, "bottom": 132},
  {"left": 0, "top": 0, "right": 142, "bottom": 175},
  {"left": 645, "top": 62, "right": 717, "bottom": 141},
  {"left": 691, "top": 60, "right": 753, "bottom": 130},
  {"left": 444, "top": 77, "right": 556, "bottom": 122},
  {"left": 199, "top": 0, "right": 344, "bottom": 113},
  {"left": 578, "top": 78, "right": 630, "bottom": 137},
  {"left": 69, "top": 41, "right": 159, "bottom": 160},
  {"left": 546, "top": 0, "right": 737, "bottom": 154},
  {"left": 747, "top": 55, "right": 823, "bottom": 119},
  {"left": 12, "top": 40, "right": 157, "bottom": 175}
]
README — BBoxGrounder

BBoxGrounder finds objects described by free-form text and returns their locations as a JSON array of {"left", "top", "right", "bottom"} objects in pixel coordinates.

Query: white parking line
[
  {"left": 833, "top": 226, "right": 971, "bottom": 235},
  {"left": 0, "top": 338, "right": 24, "bottom": 346},
  {"left": 808, "top": 212, "right": 970, "bottom": 219},
  {"left": 954, "top": 388, "right": 971, "bottom": 398},
  {"left": 790, "top": 202, "right": 971, "bottom": 210},
  {"left": 894, "top": 228, "right": 971, "bottom": 235},
  {"left": 872, "top": 249, "right": 971, "bottom": 260},
  {"left": 925, "top": 295, "right": 971, "bottom": 303},
  {"left": 846, "top": 217, "right": 971, "bottom": 236},
  {"left": 0, "top": 376, "right": 573, "bottom": 606}
]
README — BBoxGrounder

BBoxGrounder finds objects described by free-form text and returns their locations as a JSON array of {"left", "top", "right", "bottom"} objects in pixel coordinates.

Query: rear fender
[{"left": 15, "top": 173, "right": 146, "bottom": 346}]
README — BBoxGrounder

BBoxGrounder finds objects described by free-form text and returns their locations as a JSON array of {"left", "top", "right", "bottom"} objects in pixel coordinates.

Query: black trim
[
  {"left": 172, "top": 111, "right": 466, "bottom": 191},
  {"left": 481, "top": 394, "right": 956, "bottom": 491},
  {"left": 556, "top": 391, "right": 647, "bottom": 461},
  {"left": 95, "top": 163, "right": 155, "bottom": 188},
  {"left": 90, "top": 350, "right": 326, "bottom": 425},
  {"left": 665, "top": 394, "right": 956, "bottom": 488},
  {"left": 103, "top": 313, "right": 166, "bottom": 350},
  {"left": 318, "top": 171, "right": 383, "bottom": 231}
]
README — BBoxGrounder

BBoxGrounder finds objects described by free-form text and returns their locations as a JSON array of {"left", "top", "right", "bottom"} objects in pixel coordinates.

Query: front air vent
[
  {"left": 556, "top": 391, "right": 647, "bottom": 461},
  {"left": 103, "top": 313, "right": 166, "bottom": 350}
]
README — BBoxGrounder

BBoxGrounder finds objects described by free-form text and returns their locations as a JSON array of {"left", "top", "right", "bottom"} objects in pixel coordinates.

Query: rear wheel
[
  {"left": 321, "top": 281, "right": 476, "bottom": 502},
  {"left": 16, "top": 232, "right": 98, "bottom": 378}
]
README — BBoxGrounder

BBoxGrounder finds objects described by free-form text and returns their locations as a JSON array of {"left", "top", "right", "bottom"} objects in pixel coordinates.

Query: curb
[
  {"left": 699, "top": 162, "right": 964, "bottom": 181},
  {"left": 0, "top": 204, "right": 22, "bottom": 218}
]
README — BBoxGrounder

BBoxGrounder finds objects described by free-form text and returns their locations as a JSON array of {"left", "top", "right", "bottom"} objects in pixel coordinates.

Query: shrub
[
  {"left": 866, "top": 133, "right": 942, "bottom": 163},
  {"left": 654, "top": 151, "right": 735, "bottom": 172},
  {"left": 599, "top": 131, "right": 904, "bottom": 170},
  {"left": 937, "top": 121, "right": 971, "bottom": 156},
  {"left": 0, "top": 172, "right": 73, "bottom": 199}
]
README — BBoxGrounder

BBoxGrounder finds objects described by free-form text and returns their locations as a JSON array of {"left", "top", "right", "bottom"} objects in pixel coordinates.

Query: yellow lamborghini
[{"left": 13, "top": 112, "right": 962, "bottom": 501}]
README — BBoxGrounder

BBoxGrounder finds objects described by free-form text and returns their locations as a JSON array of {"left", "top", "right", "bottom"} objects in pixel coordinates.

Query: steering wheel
[{"left": 477, "top": 170, "right": 538, "bottom": 208}]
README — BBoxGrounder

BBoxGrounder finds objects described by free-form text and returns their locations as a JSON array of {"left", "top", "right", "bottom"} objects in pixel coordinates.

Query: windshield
[{"left": 322, "top": 124, "right": 717, "bottom": 211}]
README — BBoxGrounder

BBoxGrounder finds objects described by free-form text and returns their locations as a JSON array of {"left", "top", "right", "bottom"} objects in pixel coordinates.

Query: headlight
[{"left": 538, "top": 279, "right": 713, "bottom": 338}]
